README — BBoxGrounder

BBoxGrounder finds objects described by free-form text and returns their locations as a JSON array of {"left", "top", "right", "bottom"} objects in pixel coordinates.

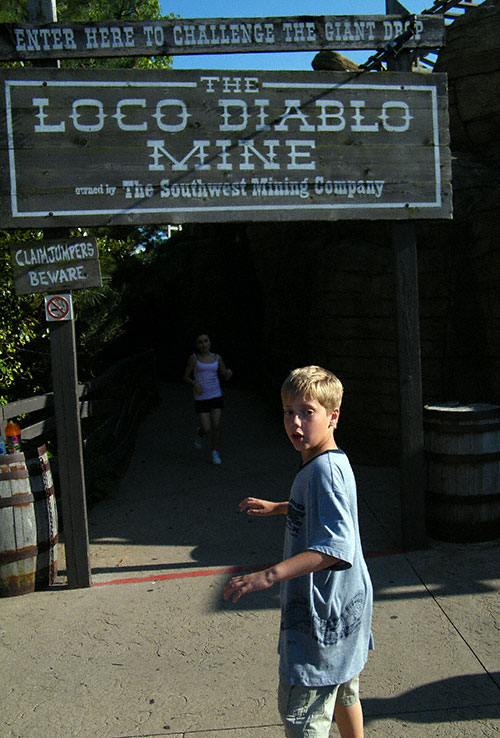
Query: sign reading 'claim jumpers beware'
[
  {"left": 0, "top": 67, "right": 452, "bottom": 227},
  {"left": 11, "top": 237, "right": 102, "bottom": 295}
]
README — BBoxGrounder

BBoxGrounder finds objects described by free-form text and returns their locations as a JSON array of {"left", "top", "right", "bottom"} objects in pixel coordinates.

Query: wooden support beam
[
  {"left": 29, "top": 0, "right": 91, "bottom": 588},
  {"left": 386, "top": 0, "right": 427, "bottom": 550},
  {"left": 392, "top": 223, "right": 427, "bottom": 550},
  {"left": 49, "top": 318, "right": 91, "bottom": 588}
]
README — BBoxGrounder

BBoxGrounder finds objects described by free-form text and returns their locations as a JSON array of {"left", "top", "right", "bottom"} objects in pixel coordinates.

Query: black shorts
[{"left": 195, "top": 396, "right": 224, "bottom": 414}]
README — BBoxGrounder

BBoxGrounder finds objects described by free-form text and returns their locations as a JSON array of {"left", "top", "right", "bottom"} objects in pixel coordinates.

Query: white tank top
[{"left": 193, "top": 355, "right": 222, "bottom": 400}]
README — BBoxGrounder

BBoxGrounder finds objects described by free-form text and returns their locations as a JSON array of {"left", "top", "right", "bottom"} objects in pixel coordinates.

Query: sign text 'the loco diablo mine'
[{"left": 0, "top": 67, "right": 452, "bottom": 227}]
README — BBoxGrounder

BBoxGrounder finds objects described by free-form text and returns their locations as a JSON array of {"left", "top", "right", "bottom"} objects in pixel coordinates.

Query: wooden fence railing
[{"left": 0, "top": 350, "right": 157, "bottom": 493}]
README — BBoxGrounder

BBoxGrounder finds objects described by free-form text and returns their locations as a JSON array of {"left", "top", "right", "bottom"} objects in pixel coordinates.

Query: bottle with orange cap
[{"left": 5, "top": 420, "right": 21, "bottom": 453}]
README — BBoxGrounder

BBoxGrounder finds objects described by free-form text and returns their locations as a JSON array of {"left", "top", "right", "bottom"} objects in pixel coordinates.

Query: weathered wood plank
[
  {"left": 0, "top": 15, "right": 445, "bottom": 61},
  {"left": 19, "top": 416, "right": 56, "bottom": 440},
  {"left": 0, "top": 67, "right": 452, "bottom": 227},
  {"left": 0, "top": 393, "right": 54, "bottom": 421},
  {"left": 11, "top": 237, "right": 101, "bottom": 295}
]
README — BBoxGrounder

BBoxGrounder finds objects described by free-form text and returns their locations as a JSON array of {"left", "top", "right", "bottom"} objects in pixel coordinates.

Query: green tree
[
  {"left": 0, "top": 230, "right": 46, "bottom": 403},
  {"left": 0, "top": 0, "right": 173, "bottom": 67},
  {"left": 61, "top": 0, "right": 174, "bottom": 69},
  {"left": 0, "top": 0, "right": 173, "bottom": 403}
]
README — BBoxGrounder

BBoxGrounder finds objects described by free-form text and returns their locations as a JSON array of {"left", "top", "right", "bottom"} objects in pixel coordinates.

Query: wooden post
[
  {"left": 392, "top": 222, "right": 427, "bottom": 550},
  {"left": 29, "top": 0, "right": 91, "bottom": 587},
  {"left": 28, "top": 0, "right": 58, "bottom": 24},
  {"left": 386, "top": 0, "right": 427, "bottom": 550},
  {"left": 49, "top": 318, "right": 91, "bottom": 587}
]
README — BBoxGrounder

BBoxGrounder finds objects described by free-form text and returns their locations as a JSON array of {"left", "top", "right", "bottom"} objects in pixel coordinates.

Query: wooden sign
[
  {"left": 0, "top": 68, "right": 452, "bottom": 227},
  {"left": 0, "top": 15, "right": 444, "bottom": 61},
  {"left": 11, "top": 237, "right": 102, "bottom": 295}
]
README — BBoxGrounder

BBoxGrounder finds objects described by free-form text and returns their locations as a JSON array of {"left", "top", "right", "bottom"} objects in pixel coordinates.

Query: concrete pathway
[{"left": 1, "top": 383, "right": 499, "bottom": 738}]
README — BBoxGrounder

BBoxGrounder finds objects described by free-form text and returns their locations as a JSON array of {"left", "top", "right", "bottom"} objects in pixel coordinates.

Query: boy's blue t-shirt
[{"left": 278, "top": 449, "right": 374, "bottom": 687}]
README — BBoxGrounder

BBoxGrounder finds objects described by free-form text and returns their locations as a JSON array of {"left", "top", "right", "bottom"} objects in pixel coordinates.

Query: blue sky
[{"left": 160, "top": 0, "right": 429, "bottom": 69}]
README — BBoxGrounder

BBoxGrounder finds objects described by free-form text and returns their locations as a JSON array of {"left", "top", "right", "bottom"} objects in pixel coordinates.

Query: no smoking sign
[{"left": 45, "top": 293, "right": 74, "bottom": 322}]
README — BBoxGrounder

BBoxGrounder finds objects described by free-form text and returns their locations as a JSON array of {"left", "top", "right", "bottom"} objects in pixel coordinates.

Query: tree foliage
[
  {"left": 0, "top": 0, "right": 173, "bottom": 68},
  {"left": 0, "top": 0, "right": 173, "bottom": 404},
  {"left": 0, "top": 230, "right": 46, "bottom": 403}
]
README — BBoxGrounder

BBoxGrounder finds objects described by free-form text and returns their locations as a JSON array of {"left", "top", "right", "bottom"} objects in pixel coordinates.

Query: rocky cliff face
[
  {"left": 429, "top": 0, "right": 500, "bottom": 417},
  {"left": 245, "top": 0, "right": 500, "bottom": 462},
  {"left": 435, "top": 0, "right": 500, "bottom": 157}
]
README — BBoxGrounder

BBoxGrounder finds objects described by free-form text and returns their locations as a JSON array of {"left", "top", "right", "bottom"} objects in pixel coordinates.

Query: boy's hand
[
  {"left": 239, "top": 497, "right": 286, "bottom": 516},
  {"left": 224, "top": 569, "right": 275, "bottom": 603},
  {"left": 224, "top": 552, "right": 339, "bottom": 604}
]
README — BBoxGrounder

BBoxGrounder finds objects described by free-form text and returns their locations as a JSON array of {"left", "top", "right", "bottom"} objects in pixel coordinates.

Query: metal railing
[{"left": 359, "top": 0, "right": 483, "bottom": 72}]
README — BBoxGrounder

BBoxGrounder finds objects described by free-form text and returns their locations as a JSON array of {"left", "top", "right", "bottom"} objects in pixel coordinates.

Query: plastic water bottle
[{"left": 5, "top": 420, "right": 21, "bottom": 453}]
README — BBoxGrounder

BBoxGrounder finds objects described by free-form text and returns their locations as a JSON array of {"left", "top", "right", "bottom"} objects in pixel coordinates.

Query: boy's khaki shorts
[{"left": 278, "top": 675, "right": 359, "bottom": 738}]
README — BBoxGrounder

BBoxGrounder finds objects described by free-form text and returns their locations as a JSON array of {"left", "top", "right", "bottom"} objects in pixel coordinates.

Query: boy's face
[{"left": 283, "top": 394, "right": 339, "bottom": 463}]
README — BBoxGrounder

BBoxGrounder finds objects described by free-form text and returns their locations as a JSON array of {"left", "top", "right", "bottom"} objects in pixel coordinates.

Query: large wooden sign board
[
  {"left": 0, "top": 67, "right": 451, "bottom": 228},
  {"left": 0, "top": 15, "right": 444, "bottom": 61}
]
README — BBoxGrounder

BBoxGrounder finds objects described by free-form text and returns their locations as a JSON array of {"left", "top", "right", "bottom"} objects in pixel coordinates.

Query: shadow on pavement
[
  {"left": 74, "top": 383, "right": 498, "bottom": 612},
  {"left": 364, "top": 671, "right": 500, "bottom": 722}
]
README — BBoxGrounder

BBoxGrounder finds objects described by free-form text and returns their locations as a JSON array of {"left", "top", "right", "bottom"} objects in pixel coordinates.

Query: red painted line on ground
[
  {"left": 92, "top": 549, "right": 403, "bottom": 587},
  {"left": 92, "top": 562, "right": 275, "bottom": 587}
]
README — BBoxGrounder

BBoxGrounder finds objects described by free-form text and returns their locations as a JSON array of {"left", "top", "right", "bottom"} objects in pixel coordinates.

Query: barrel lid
[{"left": 424, "top": 402, "right": 500, "bottom": 420}]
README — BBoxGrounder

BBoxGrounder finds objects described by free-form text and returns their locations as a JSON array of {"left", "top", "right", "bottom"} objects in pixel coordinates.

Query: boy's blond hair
[{"left": 281, "top": 366, "right": 344, "bottom": 414}]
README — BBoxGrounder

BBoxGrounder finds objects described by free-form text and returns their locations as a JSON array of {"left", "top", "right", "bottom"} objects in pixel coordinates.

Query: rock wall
[
  {"left": 431, "top": 0, "right": 500, "bottom": 410},
  {"left": 244, "top": 0, "right": 500, "bottom": 463},
  {"left": 434, "top": 0, "right": 500, "bottom": 156}
]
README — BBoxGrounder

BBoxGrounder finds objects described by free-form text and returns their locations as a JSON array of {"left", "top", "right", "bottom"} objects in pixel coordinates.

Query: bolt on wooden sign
[
  {"left": 0, "top": 67, "right": 452, "bottom": 226},
  {"left": 11, "top": 237, "right": 102, "bottom": 295}
]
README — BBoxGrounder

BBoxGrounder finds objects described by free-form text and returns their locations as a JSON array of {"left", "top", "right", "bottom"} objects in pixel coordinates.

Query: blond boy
[{"left": 224, "top": 366, "right": 373, "bottom": 738}]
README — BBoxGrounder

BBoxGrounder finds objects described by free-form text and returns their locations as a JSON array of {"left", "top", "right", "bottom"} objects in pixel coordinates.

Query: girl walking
[{"left": 183, "top": 333, "right": 233, "bottom": 464}]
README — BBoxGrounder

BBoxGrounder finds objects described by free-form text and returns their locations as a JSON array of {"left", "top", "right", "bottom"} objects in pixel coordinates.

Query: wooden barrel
[
  {"left": 0, "top": 452, "right": 37, "bottom": 596},
  {"left": 25, "top": 445, "right": 58, "bottom": 588},
  {"left": 424, "top": 403, "right": 500, "bottom": 542}
]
